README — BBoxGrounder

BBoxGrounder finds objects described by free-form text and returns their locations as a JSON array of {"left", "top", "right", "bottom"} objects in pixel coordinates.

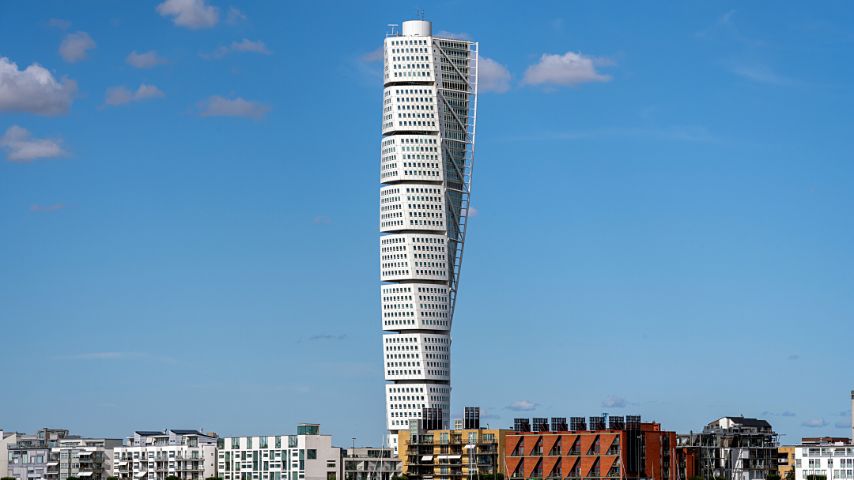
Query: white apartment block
[
  {"left": 378, "top": 17, "right": 479, "bottom": 453},
  {"left": 217, "top": 424, "right": 340, "bottom": 480},
  {"left": 113, "top": 430, "right": 217, "bottom": 480},
  {"left": 795, "top": 443, "right": 854, "bottom": 480},
  {"left": 46, "top": 437, "right": 123, "bottom": 480}
]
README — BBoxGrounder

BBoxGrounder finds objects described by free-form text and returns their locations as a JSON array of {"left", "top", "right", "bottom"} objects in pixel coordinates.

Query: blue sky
[{"left": 1, "top": 0, "right": 853, "bottom": 445}]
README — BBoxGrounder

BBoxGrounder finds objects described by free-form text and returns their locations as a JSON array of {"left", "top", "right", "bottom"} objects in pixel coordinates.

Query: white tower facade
[{"left": 379, "top": 19, "right": 478, "bottom": 447}]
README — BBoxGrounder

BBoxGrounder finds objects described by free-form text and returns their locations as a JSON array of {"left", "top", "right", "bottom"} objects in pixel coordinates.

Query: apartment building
[
  {"left": 678, "top": 417, "right": 778, "bottom": 480},
  {"left": 217, "top": 424, "right": 340, "bottom": 480},
  {"left": 45, "top": 437, "right": 123, "bottom": 480},
  {"left": 2, "top": 429, "right": 22, "bottom": 477},
  {"left": 794, "top": 440, "right": 853, "bottom": 480},
  {"left": 398, "top": 409, "right": 507, "bottom": 480},
  {"left": 113, "top": 429, "right": 217, "bottom": 480},
  {"left": 7, "top": 429, "right": 72, "bottom": 480},
  {"left": 506, "top": 415, "right": 677, "bottom": 480},
  {"left": 341, "top": 448, "right": 400, "bottom": 480}
]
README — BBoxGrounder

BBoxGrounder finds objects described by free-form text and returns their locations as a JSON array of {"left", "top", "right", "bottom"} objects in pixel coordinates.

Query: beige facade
[{"left": 397, "top": 428, "right": 508, "bottom": 480}]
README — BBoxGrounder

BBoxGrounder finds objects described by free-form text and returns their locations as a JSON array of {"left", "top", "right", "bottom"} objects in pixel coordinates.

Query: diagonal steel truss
[{"left": 433, "top": 38, "right": 479, "bottom": 322}]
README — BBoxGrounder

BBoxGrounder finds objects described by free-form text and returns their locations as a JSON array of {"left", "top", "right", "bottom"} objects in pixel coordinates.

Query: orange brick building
[{"left": 505, "top": 417, "right": 677, "bottom": 480}]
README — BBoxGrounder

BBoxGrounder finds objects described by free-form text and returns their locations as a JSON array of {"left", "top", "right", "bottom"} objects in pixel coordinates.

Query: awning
[
  {"left": 79, "top": 452, "right": 93, "bottom": 456},
  {"left": 118, "top": 462, "right": 129, "bottom": 466},
  {"left": 78, "top": 472, "right": 94, "bottom": 477},
  {"left": 135, "top": 472, "right": 148, "bottom": 477},
  {"left": 421, "top": 455, "right": 433, "bottom": 462},
  {"left": 47, "top": 462, "right": 59, "bottom": 466},
  {"left": 438, "top": 455, "right": 461, "bottom": 460}
]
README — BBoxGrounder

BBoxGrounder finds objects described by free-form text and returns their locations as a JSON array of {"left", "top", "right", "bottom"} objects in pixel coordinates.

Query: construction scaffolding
[{"left": 678, "top": 417, "right": 779, "bottom": 480}]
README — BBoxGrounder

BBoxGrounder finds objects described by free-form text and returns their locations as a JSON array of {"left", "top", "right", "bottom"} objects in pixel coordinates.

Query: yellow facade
[
  {"left": 778, "top": 446, "right": 795, "bottom": 479},
  {"left": 398, "top": 428, "right": 509, "bottom": 480}
]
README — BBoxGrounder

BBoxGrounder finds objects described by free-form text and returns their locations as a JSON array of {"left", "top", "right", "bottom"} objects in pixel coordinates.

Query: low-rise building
[
  {"left": 113, "top": 429, "right": 218, "bottom": 480},
  {"left": 341, "top": 447, "right": 400, "bottom": 480},
  {"left": 506, "top": 415, "right": 676, "bottom": 480},
  {"left": 678, "top": 416, "right": 778, "bottom": 480},
  {"left": 217, "top": 424, "right": 340, "bottom": 480},
  {"left": 45, "top": 437, "right": 123, "bottom": 480},
  {"left": 794, "top": 440, "right": 853, "bottom": 480}
]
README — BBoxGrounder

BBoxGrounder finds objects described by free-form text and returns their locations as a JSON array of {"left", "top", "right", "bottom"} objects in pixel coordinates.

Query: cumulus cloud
[
  {"left": 199, "top": 95, "right": 270, "bottom": 119},
  {"left": 105, "top": 84, "right": 165, "bottom": 106},
  {"left": 523, "top": 51, "right": 612, "bottom": 87},
  {"left": 157, "top": 0, "right": 219, "bottom": 29},
  {"left": 507, "top": 400, "right": 538, "bottom": 412},
  {"left": 478, "top": 56, "right": 511, "bottom": 93},
  {"left": 1, "top": 125, "right": 66, "bottom": 162},
  {"left": 0, "top": 57, "right": 76, "bottom": 115},
  {"left": 602, "top": 396, "right": 627, "bottom": 408},
  {"left": 202, "top": 39, "right": 271, "bottom": 59},
  {"left": 126, "top": 50, "right": 167, "bottom": 69},
  {"left": 802, "top": 418, "right": 829, "bottom": 428},
  {"left": 59, "top": 31, "right": 96, "bottom": 63}
]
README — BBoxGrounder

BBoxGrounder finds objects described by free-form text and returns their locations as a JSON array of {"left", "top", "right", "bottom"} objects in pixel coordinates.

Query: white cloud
[
  {"left": 126, "top": 50, "right": 167, "bottom": 69},
  {"left": 602, "top": 396, "right": 627, "bottom": 408},
  {"left": 199, "top": 95, "right": 270, "bottom": 119},
  {"left": 1, "top": 125, "right": 66, "bottom": 162},
  {"left": 47, "top": 18, "right": 71, "bottom": 30},
  {"left": 156, "top": 0, "right": 219, "bottom": 29},
  {"left": 226, "top": 7, "right": 247, "bottom": 24},
  {"left": 523, "top": 51, "right": 611, "bottom": 87},
  {"left": 105, "top": 84, "right": 165, "bottom": 106},
  {"left": 30, "top": 203, "right": 65, "bottom": 213},
  {"left": 802, "top": 418, "right": 829, "bottom": 428},
  {"left": 0, "top": 57, "right": 77, "bottom": 115},
  {"left": 202, "top": 39, "right": 271, "bottom": 59},
  {"left": 59, "top": 31, "right": 96, "bottom": 63},
  {"left": 478, "top": 56, "right": 511, "bottom": 93},
  {"left": 359, "top": 47, "right": 384, "bottom": 63},
  {"left": 730, "top": 64, "right": 796, "bottom": 86},
  {"left": 507, "top": 400, "right": 538, "bottom": 412}
]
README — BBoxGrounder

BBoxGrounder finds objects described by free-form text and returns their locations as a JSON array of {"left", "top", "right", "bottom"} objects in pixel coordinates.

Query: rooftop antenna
[{"left": 386, "top": 23, "right": 398, "bottom": 36}]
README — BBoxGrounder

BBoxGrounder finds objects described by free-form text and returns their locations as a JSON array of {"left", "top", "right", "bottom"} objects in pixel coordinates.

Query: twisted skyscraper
[{"left": 378, "top": 19, "right": 479, "bottom": 450}]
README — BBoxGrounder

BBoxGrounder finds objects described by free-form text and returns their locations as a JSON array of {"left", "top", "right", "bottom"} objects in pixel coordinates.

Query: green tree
[
  {"left": 767, "top": 473, "right": 781, "bottom": 480},
  {"left": 166, "top": 476, "right": 181, "bottom": 480},
  {"left": 785, "top": 470, "right": 796, "bottom": 480},
  {"left": 2, "top": 477, "right": 17, "bottom": 480},
  {"left": 206, "top": 477, "right": 223, "bottom": 480}
]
